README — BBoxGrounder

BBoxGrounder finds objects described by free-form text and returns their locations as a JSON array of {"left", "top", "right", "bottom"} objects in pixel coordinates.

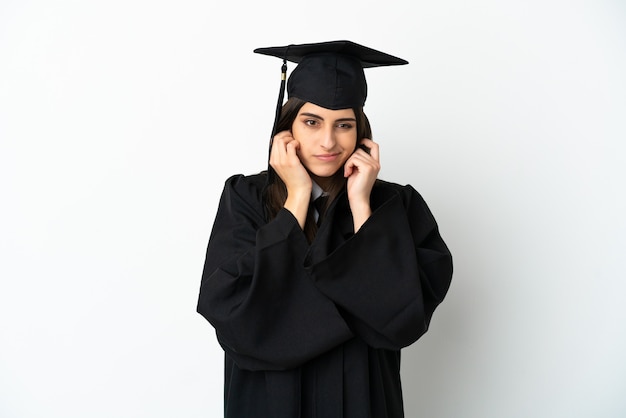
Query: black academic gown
[{"left": 197, "top": 173, "right": 453, "bottom": 418}]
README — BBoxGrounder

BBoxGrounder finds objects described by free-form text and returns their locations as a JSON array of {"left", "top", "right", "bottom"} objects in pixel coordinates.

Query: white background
[{"left": 1, "top": 0, "right": 625, "bottom": 417}]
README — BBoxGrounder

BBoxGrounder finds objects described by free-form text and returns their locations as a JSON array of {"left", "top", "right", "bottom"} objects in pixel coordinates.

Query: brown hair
[{"left": 264, "top": 97, "right": 373, "bottom": 242}]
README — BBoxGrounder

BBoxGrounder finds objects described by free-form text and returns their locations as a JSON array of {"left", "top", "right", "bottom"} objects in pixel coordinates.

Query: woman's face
[{"left": 292, "top": 102, "right": 357, "bottom": 183}]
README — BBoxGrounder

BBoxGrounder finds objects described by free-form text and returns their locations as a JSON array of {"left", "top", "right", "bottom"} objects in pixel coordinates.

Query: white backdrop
[{"left": 1, "top": 1, "right": 625, "bottom": 417}]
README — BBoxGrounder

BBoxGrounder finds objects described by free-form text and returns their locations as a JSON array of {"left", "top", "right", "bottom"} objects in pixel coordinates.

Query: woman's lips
[{"left": 315, "top": 153, "right": 340, "bottom": 162}]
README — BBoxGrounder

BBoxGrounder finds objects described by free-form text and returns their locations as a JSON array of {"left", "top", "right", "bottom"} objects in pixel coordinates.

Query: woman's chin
[{"left": 309, "top": 168, "right": 340, "bottom": 180}]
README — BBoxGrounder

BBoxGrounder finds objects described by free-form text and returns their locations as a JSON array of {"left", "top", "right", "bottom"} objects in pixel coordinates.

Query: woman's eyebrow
[
  {"left": 300, "top": 112, "right": 323, "bottom": 120},
  {"left": 300, "top": 113, "right": 357, "bottom": 123}
]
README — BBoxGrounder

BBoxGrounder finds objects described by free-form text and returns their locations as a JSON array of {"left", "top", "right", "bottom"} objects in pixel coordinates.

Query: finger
[
  {"left": 270, "top": 134, "right": 294, "bottom": 168},
  {"left": 285, "top": 139, "right": 300, "bottom": 159},
  {"left": 347, "top": 151, "right": 380, "bottom": 177},
  {"left": 270, "top": 139, "right": 286, "bottom": 163},
  {"left": 350, "top": 150, "right": 375, "bottom": 166},
  {"left": 357, "top": 138, "right": 373, "bottom": 154},
  {"left": 360, "top": 138, "right": 379, "bottom": 161},
  {"left": 273, "top": 133, "right": 296, "bottom": 157},
  {"left": 281, "top": 133, "right": 295, "bottom": 143},
  {"left": 272, "top": 131, "right": 293, "bottom": 146},
  {"left": 275, "top": 130, "right": 292, "bottom": 139},
  {"left": 344, "top": 156, "right": 356, "bottom": 177}
]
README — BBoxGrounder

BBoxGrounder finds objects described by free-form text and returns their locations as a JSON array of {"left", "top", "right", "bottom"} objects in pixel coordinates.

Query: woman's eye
[
  {"left": 337, "top": 123, "right": 353, "bottom": 129},
  {"left": 305, "top": 119, "right": 318, "bottom": 126}
]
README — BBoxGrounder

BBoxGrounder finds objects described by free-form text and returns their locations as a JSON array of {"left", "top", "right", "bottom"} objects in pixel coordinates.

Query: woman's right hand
[
  {"left": 269, "top": 131, "right": 312, "bottom": 228},
  {"left": 270, "top": 130, "right": 312, "bottom": 193}
]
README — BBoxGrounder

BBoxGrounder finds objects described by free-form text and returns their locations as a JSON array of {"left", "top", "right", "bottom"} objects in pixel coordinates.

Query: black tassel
[{"left": 267, "top": 55, "right": 288, "bottom": 185}]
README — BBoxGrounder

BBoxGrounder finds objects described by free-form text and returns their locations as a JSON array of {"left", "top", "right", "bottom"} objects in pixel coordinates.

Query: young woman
[{"left": 197, "top": 41, "right": 453, "bottom": 418}]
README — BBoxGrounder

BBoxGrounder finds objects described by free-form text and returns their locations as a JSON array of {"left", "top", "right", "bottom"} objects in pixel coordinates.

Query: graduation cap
[{"left": 254, "top": 40, "right": 408, "bottom": 139}]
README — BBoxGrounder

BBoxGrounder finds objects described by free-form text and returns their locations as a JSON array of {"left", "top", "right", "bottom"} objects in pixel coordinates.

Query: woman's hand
[
  {"left": 344, "top": 138, "right": 380, "bottom": 232},
  {"left": 269, "top": 131, "right": 312, "bottom": 228}
]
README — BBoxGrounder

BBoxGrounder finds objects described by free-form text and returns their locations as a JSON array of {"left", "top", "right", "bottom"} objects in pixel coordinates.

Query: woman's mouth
[{"left": 315, "top": 153, "right": 340, "bottom": 162}]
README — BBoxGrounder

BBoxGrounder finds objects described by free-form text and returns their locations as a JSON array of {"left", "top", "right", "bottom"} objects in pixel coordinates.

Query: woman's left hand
[{"left": 344, "top": 138, "right": 380, "bottom": 231}]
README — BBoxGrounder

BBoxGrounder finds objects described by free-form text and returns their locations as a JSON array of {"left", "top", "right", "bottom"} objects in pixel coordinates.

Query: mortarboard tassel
[
  {"left": 271, "top": 59, "right": 288, "bottom": 139},
  {"left": 267, "top": 52, "right": 288, "bottom": 185}
]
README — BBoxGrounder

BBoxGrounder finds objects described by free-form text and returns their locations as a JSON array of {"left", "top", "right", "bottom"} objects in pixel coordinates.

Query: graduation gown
[{"left": 197, "top": 173, "right": 453, "bottom": 418}]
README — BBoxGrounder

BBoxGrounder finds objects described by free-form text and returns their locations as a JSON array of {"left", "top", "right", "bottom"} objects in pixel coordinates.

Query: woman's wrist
[
  {"left": 284, "top": 189, "right": 311, "bottom": 229},
  {"left": 349, "top": 199, "right": 372, "bottom": 232}
]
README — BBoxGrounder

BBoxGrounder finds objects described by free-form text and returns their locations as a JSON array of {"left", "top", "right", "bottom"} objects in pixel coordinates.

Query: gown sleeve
[
  {"left": 304, "top": 184, "right": 453, "bottom": 350},
  {"left": 197, "top": 175, "right": 354, "bottom": 371}
]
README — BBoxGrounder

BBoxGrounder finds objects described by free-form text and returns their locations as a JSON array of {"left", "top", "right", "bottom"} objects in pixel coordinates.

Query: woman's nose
[{"left": 320, "top": 128, "right": 336, "bottom": 149}]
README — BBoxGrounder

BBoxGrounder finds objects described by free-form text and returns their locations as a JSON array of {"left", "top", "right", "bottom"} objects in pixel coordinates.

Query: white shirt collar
[{"left": 311, "top": 181, "right": 327, "bottom": 200}]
